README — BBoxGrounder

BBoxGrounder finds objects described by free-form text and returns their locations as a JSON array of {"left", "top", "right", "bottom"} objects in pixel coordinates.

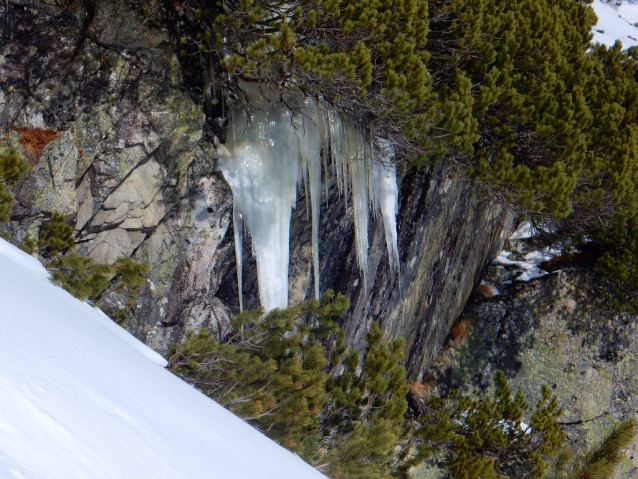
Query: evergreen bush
[
  {"left": 169, "top": 291, "right": 349, "bottom": 460},
  {"left": 169, "top": 0, "right": 638, "bottom": 292},
  {"left": 545, "top": 418, "right": 638, "bottom": 479},
  {"left": 405, "top": 371, "right": 565, "bottom": 479},
  {"left": 49, "top": 254, "right": 151, "bottom": 305},
  {"left": 38, "top": 212, "right": 76, "bottom": 258},
  {"left": 169, "top": 299, "right": 574, "bottom": 479},
  {"left": 0, "top": 145, "right": 28, "bottom": 223}
]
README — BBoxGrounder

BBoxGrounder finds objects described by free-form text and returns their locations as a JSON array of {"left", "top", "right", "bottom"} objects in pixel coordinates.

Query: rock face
[
  {"left": 0, "top": 0, "right": 514, "bottom": 374},
  {"left": 298, "top": 165, "right": 515, "bottom": 378},
  {"left": 430, "top": 259, "right": 638, "bottom": 477}
]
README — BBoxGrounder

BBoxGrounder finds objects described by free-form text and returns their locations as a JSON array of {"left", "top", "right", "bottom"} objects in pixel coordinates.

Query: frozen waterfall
[{"left": 216, "top": 84, "right": 400, "bottom": 311}]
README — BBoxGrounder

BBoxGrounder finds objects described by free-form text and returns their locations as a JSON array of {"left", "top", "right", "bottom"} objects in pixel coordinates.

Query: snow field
[
  {"left": 591, "top": 0, "right": 638, "bottom": 48},
  {"left": 0, "top": 238, "right": 326, "bottom": 479}
]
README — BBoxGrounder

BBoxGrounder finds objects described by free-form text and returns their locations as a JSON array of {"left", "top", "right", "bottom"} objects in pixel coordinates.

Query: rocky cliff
[
  {"left": 0, "top": 0, "right": 514, "bottom": 378},
  {"left": 421, "top": 237, "right": 638, "bottom": 477}
]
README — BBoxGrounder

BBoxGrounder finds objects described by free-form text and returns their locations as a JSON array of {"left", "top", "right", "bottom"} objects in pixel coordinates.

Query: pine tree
[
  {"left": 0, "top": 145, "right": 28, "bottom": 223},
  {"left": 168, "top": 296, "right": 413, "bottom": 475},
  {"left": 18, "top": 233, "right": 36, "bottom": 255},
  {"left": 38, "top": 212, "right": 75, "bottom": 258},
  {"left": 49, "top": 253, "right": 114, "bottom": 301},
  {"left": 322, "top": 323, "right": 409, "bottom": 479},
  {"left": 407, "top": 371, "right": 565, "bottom": 479},
  {"left": 169, "top": 291, "right": 349, "bottom": 461},
  {"left": 545, "top": 419, "right": 638, "bottom": 479}
]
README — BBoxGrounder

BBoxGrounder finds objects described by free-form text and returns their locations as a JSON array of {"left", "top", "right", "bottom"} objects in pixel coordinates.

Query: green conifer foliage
[
  {"left": 112, "top": 258, "right": 152, "bottom": 294},
  {"left": 571, "top": 419, "right": 637, "bottom": 479},
  {"left": 0, "top": 205, "right": 151, "bottom": 321},
  {"left": 322, "top": 323, "right": 409, "bottom": 479},
  {"left": 170, "top": 309, "right": 573, "bottom": 479},
  {"left": 545, "top": 418, "right": 638, "bottom": 479},
  {"left": 169, "top": 0, "right": 638, "bottom": 291},
  {"left": 0, "top": 146, "right": 28, "bottom": 223},
  {"left": 18, "top": 233, "right": 36, "bottom": 255},
  {"left": 181, "top": 0, "right": 465, "bottom": 158},
  {"left": 409, "top": 371, "right": 564, "bottom": 479},
  {"left": 38, "top": 212, "right": 75, "bottom": 258},
  {"left": 169, "top": 291, "right": 349, "bottom": 460},
  {"left": 168, "top": 295, "right": 412, "bottom": 476},
  {"left": 49, "top": 253, "right": 115, "bottom": 301},
  {"left": 48, "top": 253, "right": 151, "bottom": 305}
]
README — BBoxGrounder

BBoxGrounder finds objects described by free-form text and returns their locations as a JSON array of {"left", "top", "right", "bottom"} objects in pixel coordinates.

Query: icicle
[
  {"left": 217, "top": 84, "right": 300, "bottom": 311},
  {"left": 216, "top": 83, "right": 401, "bottom": 311},
  {"left": 329, "top": 112, "right": 343, "bottom": 197},
  {"left": 300, "top": 138, "right": 310, "bottom": 221},
  {"left": 233, "top": 206, "right": 243, "bottom": 312},
  {"left": 342, "top": 124, "right": 369, "bottom": 285},
  {"left": 375, "top": 139, "right": 400, "bottom": 275},
  {"left": 298, "top": 98, "right": 324, "bottom": 300},
  {"left": 214, "top": 135, "right": 245, "bottom": 312}
]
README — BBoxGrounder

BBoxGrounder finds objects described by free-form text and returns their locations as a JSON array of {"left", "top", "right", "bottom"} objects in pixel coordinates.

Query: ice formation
[
  {"left": 217, "top": 83, "right": 400, "bottom": 311},
  {"left": 375, "top": 140, "right": 400, "bottom": 275}
]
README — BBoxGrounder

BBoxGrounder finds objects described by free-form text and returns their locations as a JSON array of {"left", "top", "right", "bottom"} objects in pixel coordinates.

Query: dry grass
[
  {"left": 449, "top": 318, "right": 472, "bottom": 346},
  {"left": 409, "top": 381, "right": 433, "bottom": 399},
  {"left": 473, "top": 283, "right": 500, "bottom": 299},
  {"left": 13, "top": 128, "right": 61, "bottom": 164}
]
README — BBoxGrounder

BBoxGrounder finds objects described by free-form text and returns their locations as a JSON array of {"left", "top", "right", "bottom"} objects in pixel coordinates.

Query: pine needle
[{"left": 572, "top": 419, "right": 638, "bottom": 479}]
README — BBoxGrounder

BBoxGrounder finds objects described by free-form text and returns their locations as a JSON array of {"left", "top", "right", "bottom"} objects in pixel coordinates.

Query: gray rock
[
  {"left": 434, "top": 267, "right": 638, "bottom": 477},
  {"left": 16, "top": 132, "right": 79, "bottom": 215}
]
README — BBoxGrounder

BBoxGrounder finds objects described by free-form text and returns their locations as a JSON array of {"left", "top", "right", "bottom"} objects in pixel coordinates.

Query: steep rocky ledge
[
  {"left": 423, "top": 257, "right": 638, "bottom": 477},
  {"left": 0, "top": 0, "right": 513, "bottom": 376}
]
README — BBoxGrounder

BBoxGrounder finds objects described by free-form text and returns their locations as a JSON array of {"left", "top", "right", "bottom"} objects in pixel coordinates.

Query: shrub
[
  {"left": 171, "top": 0, "right": 638, "bottom": 293},
  {"left": 49, "top": 253, "right": 151, "bottom": 304},
  {"left": 404, "top": 371, "right": 565, "bottom": 479},
  {"left": 0, "top": 145, "right": 28, "bottom": 222},
  {"left": 49, "top": 252, "right": 114, "bottom": 301},
  {"left": 169, "top": 297, "right": 571, "bottom": 479},
  {"left": 169, "top": 291, "right": 349, "bottom": 460},
  {"left": 546, "top": 418, "right": 638, "bottom": 479},
  {"left": 169, "top": 292, "right": 410, "bottom": 476},
  {"left": 38, "top": 212, "right": 75, "bottom": 258}
]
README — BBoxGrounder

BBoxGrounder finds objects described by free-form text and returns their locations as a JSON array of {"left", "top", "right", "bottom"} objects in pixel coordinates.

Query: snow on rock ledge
[
  {"left": 491, "top": 222, "right": 561, "bottom": 283},
  {"left": 0, "top": 238, "right": 326, "bottom": 479}
]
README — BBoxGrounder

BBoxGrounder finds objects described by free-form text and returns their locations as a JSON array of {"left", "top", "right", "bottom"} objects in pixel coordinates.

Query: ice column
[
  {"left": 216, "top": 98, "right": 298, "bottom": 311},
  {"left": 298, "top": 99, "right": 325, "bottom": 301},
  {"left": 375, "top": 139, "right": 400, "bottom": 275}
]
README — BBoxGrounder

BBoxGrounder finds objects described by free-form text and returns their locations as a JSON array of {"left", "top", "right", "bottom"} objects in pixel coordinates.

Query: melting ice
[{"left": 216, "top": 83, "right": 400, "bottom": 311}]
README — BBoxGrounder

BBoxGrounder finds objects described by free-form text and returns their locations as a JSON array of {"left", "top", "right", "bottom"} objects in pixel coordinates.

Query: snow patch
[
  {"left": 0, "top": 238, "right": 327, "bottom": 479},
  {"left": 492, "top": 247, "right": 560, "bottom": 282},
  {"left": 591, "top": 0, "right": 638, "bottom": 48},
  {"left": 509, "top": 221, "right": 534, "bottom": 240}
]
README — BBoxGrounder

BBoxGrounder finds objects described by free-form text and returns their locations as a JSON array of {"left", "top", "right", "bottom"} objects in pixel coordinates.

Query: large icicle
[
  {"left": 346, "top": 124, "right": 372, "bottom": 286},
  {"left": 375, "top": 139, "right": 400, "bottom": 275},
  {"left": 216, "top": 84, "right": 400, "bottom": 311},
  {"left": 298, "top": 98, "right": 325, "bottom": 301},
  {"left": 216, "top": 86, "right": 301, "bottom": 311}
]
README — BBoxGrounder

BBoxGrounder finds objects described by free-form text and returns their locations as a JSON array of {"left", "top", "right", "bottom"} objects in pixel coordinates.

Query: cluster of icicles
[{"left": 216, "top": 83, "right": 400, "bottom": 312}]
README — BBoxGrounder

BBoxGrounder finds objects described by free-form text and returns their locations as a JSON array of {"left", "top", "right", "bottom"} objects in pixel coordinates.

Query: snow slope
[
  {"left": 0, "top": 238, "right": 326, "bottom": 479},
  {"left": 591, "top": 0, "right": 638, "bottom": 48}
]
